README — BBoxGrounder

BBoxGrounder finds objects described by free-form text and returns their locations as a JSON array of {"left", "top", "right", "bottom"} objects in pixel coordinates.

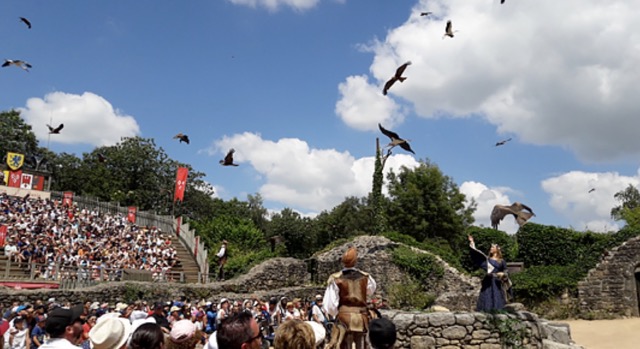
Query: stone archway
[{"left": 578, "top": 236, "right": 640, "bottom": 317}]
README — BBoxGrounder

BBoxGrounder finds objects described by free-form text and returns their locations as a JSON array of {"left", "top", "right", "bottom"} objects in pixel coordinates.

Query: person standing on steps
[{"left": 216, "top": 240, "right": 228, "bottom": 281}]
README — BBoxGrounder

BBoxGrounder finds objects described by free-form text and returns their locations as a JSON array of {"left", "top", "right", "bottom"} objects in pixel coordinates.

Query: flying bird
[
  {"left": 97, "top": 153, "right": 107, "bottom": 163},
  {"left": 491, "top": 202, "right": 535, "bottom": 230},
  {"left": 588, "top": 188, "right": 596, "bottom": 193},
  {"left": 19, "top": 17, "right": 32, "bottom": 29},
  {"left": 2, "top": 59, "right": 32, "bottom": 72},
  {"left": 443, "top": 20, "right": 458, "bottom": 39},
  {"left": 420, "top": 12, "right": 432, "bottom": 16},
  {"left": 47, "top": 124, "right": 64, "bottom": 134},
  {"left": 495, "top": 138, "right": 512, "bottom": 147},
  {"left": 382, "top": 61, "right": 412, "bottom": 96},
  {"left": 220, "top": 149, "right": 239, "bottom": 166},
  {"left": 173, "top": 133, "right": 190, "bottom": 144},
  {"left": 378, "top": 123, "right": 415, "bottom": 154},
  {"left": 501, "top": 0, "right": 506, "bottom": 4}
]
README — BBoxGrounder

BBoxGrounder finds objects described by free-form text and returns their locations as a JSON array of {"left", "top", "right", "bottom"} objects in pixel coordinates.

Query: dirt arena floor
[{"left": 563, "top": 318, "right": 640, "bottom": 349}]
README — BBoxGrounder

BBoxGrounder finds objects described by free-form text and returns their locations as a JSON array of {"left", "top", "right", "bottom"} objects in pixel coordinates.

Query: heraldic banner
[
  {"left": 8, "top": 170, "right": 22, "bottom": 188},
  {"left": 63, "top": 191, "right": 74, "bottom": 207},
  {"left": 0, "top": 225, "right": 6, "bottom": 247},
  {"left": 6, "top": 152, "right": 24, "bottom": 171},
  {"left": 127, "top": 206, "right": 137, "bottom": 223},
  {"left": 174, "top": 167, "right": 189, "bottom": 202}
]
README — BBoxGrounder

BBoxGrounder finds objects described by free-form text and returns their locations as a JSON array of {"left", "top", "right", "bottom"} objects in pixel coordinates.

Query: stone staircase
[{"left": 169, "top": 235, "right": 202, "bottom": 283}]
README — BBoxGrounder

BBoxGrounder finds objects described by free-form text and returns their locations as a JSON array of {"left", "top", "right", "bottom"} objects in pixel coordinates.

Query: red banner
[
  {"left": 127, "top": 206, "right": 137, "bottom": 223},
  {"left": 0, "top": 225, "right": 7, "bottom": 247},
  {"left": 63, "top": 192, "right": 74, "bottom": 207},
  {"left": 174, "top": 167, "right": 189, "bottom": 202},
  {"left": 8, "top": 170, "right": 22, "bottom": 188},
  {"left": 32, "top": 176, "right": 45, "bottom": 191}
]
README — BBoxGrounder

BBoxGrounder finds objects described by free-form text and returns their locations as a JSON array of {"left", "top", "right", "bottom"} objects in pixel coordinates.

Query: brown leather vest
[{"left": 334, "top": 269, "right": 370, "bottom": 333}]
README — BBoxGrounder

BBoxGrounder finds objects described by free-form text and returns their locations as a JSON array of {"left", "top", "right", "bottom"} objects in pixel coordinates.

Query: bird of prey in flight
[
  {"left": 382, "top": 61, "right": 412, "bottom": 96},
  {"left": 2, "top": 59, "right": 32, "bottom": 72},
  {"left": 378, "top": 123, "right": 415, "bottom": 154},
  {"left": 495, "top": 138, "right": 512, "bottom": 147},
  {"left": 173, "top": 133, "right": 190, "bottom": 144},
  {"left": 19, "top": 17, "right": 32, "bottom": 29},
  {"left": 47, "top": 124, "right": 64, "bottom": 134},
  {"left": 220, "top": 149, "right": 239, "bottom": 166},
  {"left": 491, "top": 202, "right": 535, "bottom": 230}
]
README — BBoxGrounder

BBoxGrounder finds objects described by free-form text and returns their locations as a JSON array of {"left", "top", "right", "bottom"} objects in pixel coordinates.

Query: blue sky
[{"left": 2, "top": 0, "right": 640, "bottom": 234}]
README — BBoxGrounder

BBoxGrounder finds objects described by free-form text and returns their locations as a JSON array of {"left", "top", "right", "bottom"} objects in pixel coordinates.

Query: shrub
[
  {"left": 510, "top": 265, "right": 581, "bottom": 304},
  {"left": 387, "top": 277, "right": 436, "bottom": 310},
  {"left": 383, "top": 231, "right": 462, "bottom": 270},
  {"left": 391, "top": 245, "right": 444, "bottom": 284}
]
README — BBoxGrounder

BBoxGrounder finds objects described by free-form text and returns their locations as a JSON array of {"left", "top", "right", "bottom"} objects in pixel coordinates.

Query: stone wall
[
  {"left": 382, "top": 309, "right": 584, "bottom": 349},
  {"left": 578, "top": 235, "right": 640, "bottom": 317},
  {"left": 314, "top": 236, "right": 481, "bottom": 310}
]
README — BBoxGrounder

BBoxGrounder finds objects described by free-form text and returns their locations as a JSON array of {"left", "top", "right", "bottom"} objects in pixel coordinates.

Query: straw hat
[{"left": 89, "top": 317, "right": 132, "bottom": 349}]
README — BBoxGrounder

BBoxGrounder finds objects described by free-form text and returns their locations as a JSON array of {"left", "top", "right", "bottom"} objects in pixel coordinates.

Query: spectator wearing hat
[
  {"left": 166, "top": 320, "right": 203, "bottom": 349},
  {"left": 273, "top": 320, "right": 315, "bottom": 349},
  {"left": 30, "top": 316, "right": 46, "bottom": 349},
  {"left": 88, "top": 317, "right": 131, "bottom": 349},
  {"left": 215, "top": 300, "right": 229, "bottom": 329},
  {"left": 129, "top": 323, "right": 164, "bottom": 349},
  {"left": 150, "top": 304, "right": 170, "bottom": 334},
  {"left": 368, "top": 318, "right": 396, "bottom": 349},
  {"left": 311, "top": 295, "right": 328, "bottom": 326},
  {"left": 216, "top": 312, "right": 262, "bottom": 349},
  {"left": 9, "top": 316, "right": 28, "bottom": 349},
  {"left": 39, "top": 304, "right": 85, "bottom": 349}
]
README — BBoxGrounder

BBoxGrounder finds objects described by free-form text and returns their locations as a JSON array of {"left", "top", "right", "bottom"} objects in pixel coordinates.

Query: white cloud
[
  {"left": 227, "top": 0, "right": 322, "bottom": 12},
  {"left": 339, "top": 0, "right": 640, "bottom": 161},
  {"left": 19, "top": 92, "right": 140, "bottom": 147},
  {"left": 208, "top": 132, "right": 419, "bottom": 212},
  {"left": 335, "top": 75, "right": 405, "bottom": 131},
  {"left": 460, "top": 181, "right": 520, "bottom": 234},
  {"left": 541, "top": 170, "right": 640, "bottom": 232}
]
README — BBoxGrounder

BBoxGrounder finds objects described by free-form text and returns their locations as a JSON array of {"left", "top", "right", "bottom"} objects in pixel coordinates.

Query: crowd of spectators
[
  {"left": 0, "top": 294, "right": 394, "bottom": 349},
  {"left": 0, "top": 194, "right": 180, "bottom": 282}
]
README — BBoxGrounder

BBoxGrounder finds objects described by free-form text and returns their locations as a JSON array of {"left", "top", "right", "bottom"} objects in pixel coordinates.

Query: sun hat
[
  {"left": 170, "top": 320, "right": 196, "bottom": 343},
  {"left": 169, "top": 306, "right": 181, "bottom": 313},
  {"left": 89, "top": 317, "right": 132, "bottom": 349},
  {"left": 115, "top": 303, "right": 128, "bottom": 312},
  {"left": 304, "top": 321, "right": 326, "bottom": 347},
  {"left": 46, "top": 304, "right": 85, "bottom": 333},
  {"left": 130, "top": 317, "right": 155, "bottom": 334},
  {"left": 97, "top": 312, "right": 122, "bottom": 324}
]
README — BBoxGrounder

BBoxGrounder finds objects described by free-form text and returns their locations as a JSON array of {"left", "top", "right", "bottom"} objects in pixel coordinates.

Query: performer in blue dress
[{"left": 468, "top": 235, "right": 511, "bottom": 312}]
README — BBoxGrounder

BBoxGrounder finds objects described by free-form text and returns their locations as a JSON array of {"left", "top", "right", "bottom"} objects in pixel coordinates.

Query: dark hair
[
  {"left": 129, "top": 323, "right": 165, "bottom": 349},
  {"left": 216, "top": 312, "right": 254, "bottom": 349}
]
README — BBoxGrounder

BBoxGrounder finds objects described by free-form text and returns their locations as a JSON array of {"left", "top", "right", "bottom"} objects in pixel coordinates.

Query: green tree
[
  {"left": 0, "top": 110, "right": 39, "bottom": 157},
  {"left": 611, "top": 184, "right": 640, "bottom": 228},
  {"left": 267, "top": 208, "right": 316, "bottom": 258},
  {"left": 385, "top": 160, "right": 476, "bottom": 248},
  {"left": 313, "top": 196, "right": 369, "bottom": 248}
]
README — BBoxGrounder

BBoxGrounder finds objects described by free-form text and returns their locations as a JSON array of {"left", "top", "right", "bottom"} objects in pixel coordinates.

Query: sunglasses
[{"left": 244, "top": 332, "right": 262, "bottom": 344}]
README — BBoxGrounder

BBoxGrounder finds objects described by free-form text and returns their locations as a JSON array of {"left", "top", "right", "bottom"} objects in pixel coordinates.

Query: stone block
[
  {"left": 428, "top": 312, "right": 456, "bottom": 326},
  {"left": 472, "top": 329, "right": 492, "bottom": 340},
  {"left": 393, "top": 313, "right": 415, "bottom": 331},
  {"left": 442, "top": 325, "right": 467, "bottom": 339},
  {"left": 455, "top": 313, "right": 475, "bottom": 325},
  {"left": 410, "top": 336, "right": 435, "bottom": 349},
  {"left": 480, "top": 344, "right": 502, "bottom": 349},
  {"left": 415, "top": 313, "right": 430, "bottom": 327}
]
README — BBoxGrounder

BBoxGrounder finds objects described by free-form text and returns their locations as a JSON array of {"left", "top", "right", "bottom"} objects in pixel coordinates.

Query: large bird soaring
[
  {"left": 383, "top": 61, "right": 412, "bottom": 96},
  {"left": 495, "top": 138, "right": 512, "bottom": 147},
  {"left": 2, "top": 59, "right": 32, "bottom": 72},
  {"left": 491, "top": 202, "right": 535, "bottom": 230},
  {"left": 220, "top": 149, "right": 239, "bottom": 166},
  {"left": 443, "top": 20, "right": 458, "bottom": 39},
  {"left": 19, "top": 17, "right": 32, "bottom": 29},
  {"left": 47, "top": 124, "right": 64, "bottom": 134},
  {"left": 378, "top": 123, "right": 415, "bottom": 154},
  {"left": 173, "top": 133, "right": 190, "bottom": 144}
]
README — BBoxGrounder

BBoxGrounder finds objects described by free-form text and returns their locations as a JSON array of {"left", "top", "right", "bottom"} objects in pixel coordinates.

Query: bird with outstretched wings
[
  {"left": 491, "top": 202, "right": 535, "bottom": 230},
  {"left": 495, "top": 138, "right": 512, "bottom": 147},
  {"left": 2, "top": 59, "right": 32, "bottom": 72},
  {"left": 383, "top": 61, "right": 412, "bottom": 96},
  {"left": 173, "top": 133, "right": 190, "bottom": 144},
  {"left": 420, "top": 12, "right": 432, "bottom": 17},
  {"left": 443, "top": 20, "right": 458, "bottom": 39},
  {"left": 19, "top": 17, "right": 31, "bottom": 29},
  {"left": 378, "top": 123, "right": 415, "bottom": 154},
  {"left": 219, "top": 149, "right": 239, "bottom": 166},
  {"left": 47, "top": 124, "right": 64, "bottom": 134}
]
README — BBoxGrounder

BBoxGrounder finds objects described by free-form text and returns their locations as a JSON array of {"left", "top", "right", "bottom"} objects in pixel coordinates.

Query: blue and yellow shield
[{"left": 6, "top": 152, "right": 24, "bottom": 171}]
